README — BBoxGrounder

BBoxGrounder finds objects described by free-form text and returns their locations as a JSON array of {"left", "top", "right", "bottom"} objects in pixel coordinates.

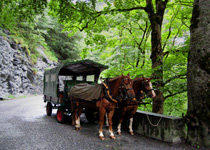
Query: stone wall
[
  {"left": 0, "top": 30, "right": 55, "bottom": 98},
  {"left": 132, "top": 110, "right": 185, "bottom": 143}
]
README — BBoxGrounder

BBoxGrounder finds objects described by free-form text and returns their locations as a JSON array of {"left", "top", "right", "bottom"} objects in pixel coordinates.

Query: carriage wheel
[
  {"left": 57, "top": 108, "right": 66, "bottom": 123},
  {"left": 46, "top": 102, "right": 52, "bottom": 116}
]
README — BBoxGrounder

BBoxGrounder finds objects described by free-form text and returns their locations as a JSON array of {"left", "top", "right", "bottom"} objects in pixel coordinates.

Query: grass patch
[
  {"left": 32, "top": 68, "right": 38, "bottom": 75},
  {"left": 7, "top": 95, "right": 16, "bottom": 99},
  {"left": 43, "top": 46, "right": 58, "bottom": 62}
]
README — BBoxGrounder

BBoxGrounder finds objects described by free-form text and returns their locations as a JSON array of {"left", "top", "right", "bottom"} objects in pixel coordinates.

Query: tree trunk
[
  {"left": 146, "top": 0, "right": 167, "bottom": 113},
  {"left": 150, "top": 21, "right": 164, "bottom": 114},
  {"left": 187, "top": 0, "right": 210, "bottom": 148}
]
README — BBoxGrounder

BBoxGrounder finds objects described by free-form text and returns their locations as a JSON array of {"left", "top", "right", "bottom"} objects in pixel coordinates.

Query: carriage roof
[
  {"left": 44, "top": 59, "right": 108, "bottom": 76},
  {"left": 43, "top": 59, "right": 108, "bottom": 98}
]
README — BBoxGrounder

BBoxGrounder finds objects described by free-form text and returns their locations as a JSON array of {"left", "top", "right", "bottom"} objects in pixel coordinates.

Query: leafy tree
[
  {"left": 0, "top": 0, "right": 47, "bottom": 28},
  {"left": 35, "top": 14, "right": 81, "bottom": 60}
]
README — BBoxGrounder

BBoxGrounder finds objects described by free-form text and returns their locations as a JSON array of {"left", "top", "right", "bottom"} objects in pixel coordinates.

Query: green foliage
[
  {"left": 35, "top": 14, "right": 81, "bottom": 60},
  {"left": 7, "top": 95, "right": 15, "bottom": 99},
  {"left": 32, "top": 68, "right": 38, "bottom": 75},
  {"left": 0, "top": 0, "right": 47, "bottom": 28},
  {"left": 1, "top": 12, "right": 81, "bottom": 63},
  {"left": 164, "top": 92, "right": 187, "bottom": 117},
  {"left": 43, "top": 46, "right": 58, "bottom": 62},
  {"left": 0, "top": 1, "right": 81, "bottom": 63}
]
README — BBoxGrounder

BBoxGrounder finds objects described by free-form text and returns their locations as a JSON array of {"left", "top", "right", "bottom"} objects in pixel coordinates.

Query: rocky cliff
[{"left": 0, "top": 30, "right": 55, "bottom": 98}]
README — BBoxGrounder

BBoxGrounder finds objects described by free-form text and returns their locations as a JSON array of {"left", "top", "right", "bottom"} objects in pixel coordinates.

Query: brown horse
[
  {"left": 116, "top": 76, "right": 156, "bottom": 135},
  {"left": 70, "top": 75, "right": 136, "bottom": 140}
]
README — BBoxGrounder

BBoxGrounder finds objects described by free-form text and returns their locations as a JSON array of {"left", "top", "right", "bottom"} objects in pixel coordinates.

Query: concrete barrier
[{"left": 132, "top": 110, "right": 186, "bottom": 143}]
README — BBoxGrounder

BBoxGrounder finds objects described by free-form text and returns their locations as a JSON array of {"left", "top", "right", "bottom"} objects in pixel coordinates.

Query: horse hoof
[
  {"left": 75, "top": 127, "right": 79, "bottom": 131},
  {"left": 130, "top": 131, "right": 134, "bottom": 135},
  {"left": 75, "top": 127, "right": 81, "bottom": 131},
  {"left": 99, "top": 136, "right": 105, "bottom": 140},
  {"left": 110, "top": 136, "right": 116, "bottom": 139},
  {"left": 117, "top": 132, "right": 121, "bottom": 135}
]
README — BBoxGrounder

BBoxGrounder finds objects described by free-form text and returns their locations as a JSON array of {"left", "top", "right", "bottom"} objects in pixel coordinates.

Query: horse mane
[
  {"left": 133, "top": 77, "right": 143, "bottom": 83},
  {"left": 107, "top": 75, "right": 125, "bottom": 96},
  {"left": 108, "top": 75, "right": 123, "bottom": 82},
  {"left": 133, "top": 77, "right": 151, "bottom": 83}
]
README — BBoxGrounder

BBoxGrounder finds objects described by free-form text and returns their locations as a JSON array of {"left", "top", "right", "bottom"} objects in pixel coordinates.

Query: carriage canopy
[{"left": 43, "top": 59, "right": 108, "bottom": 98}]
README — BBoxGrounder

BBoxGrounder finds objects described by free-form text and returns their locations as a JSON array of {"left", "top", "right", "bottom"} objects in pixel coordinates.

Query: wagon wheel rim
[
  {"left": 57, "top": 109, "right": 62, "bottom": 121},
  {"left": 47, "top": 104, "right": 50, "bottom": 113},
  {"left": 46, "top": 102, "right": 52, "bottom": 116}
]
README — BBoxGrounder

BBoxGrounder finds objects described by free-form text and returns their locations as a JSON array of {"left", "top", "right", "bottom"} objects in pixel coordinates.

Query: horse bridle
[
  {"left": 119, "top": 78, "right": 137, "bottom": 101},
  {"left": 142, "top": 81, "right": 155, "bottom": 96},
  {"left": 120, "top": 78, "right": 133, "bottom": 91}
]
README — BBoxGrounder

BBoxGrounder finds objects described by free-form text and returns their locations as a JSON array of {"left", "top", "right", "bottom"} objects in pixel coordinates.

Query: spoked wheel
[
  {"left": 57, "top": 108, "right": 66, "bottom": 123},
  {"left": 46, "top": 102, "right": 52, "bottom": 116}
]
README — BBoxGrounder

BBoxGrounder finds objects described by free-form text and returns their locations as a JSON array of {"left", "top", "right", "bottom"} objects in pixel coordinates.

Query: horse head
[
  {"left": 120, "top": 74, "right": 136, "bottom": 101},
  {"left": 142, "top": 76, "right": 156, "bottom": 98}
]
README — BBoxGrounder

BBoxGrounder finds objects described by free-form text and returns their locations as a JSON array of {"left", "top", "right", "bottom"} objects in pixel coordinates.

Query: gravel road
[{"left": 0, "top": 96, "right": 199, "bottom": 150}]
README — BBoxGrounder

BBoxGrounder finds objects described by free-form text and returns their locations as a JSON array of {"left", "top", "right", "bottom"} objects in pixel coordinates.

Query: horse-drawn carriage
[
  {"left": 43, "top": 59, "right": 108, "bottom": 123},
  {"left": 43, "top": 59, "right": 155, "bottom": 139}
]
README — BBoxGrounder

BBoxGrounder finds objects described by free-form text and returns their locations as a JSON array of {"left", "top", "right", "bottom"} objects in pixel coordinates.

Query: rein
[
  {"left": 121, "top": 102, "right": 151, "bottom": 106},
  {"left": 146, "top": 88, "right": 155, "bottom": 92},
  {"left": 141, "top": 81, "right": 155, "bottom": 93}
]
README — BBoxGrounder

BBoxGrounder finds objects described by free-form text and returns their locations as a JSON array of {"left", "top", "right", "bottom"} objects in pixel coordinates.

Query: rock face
[{"left": 0, "top": 30, "right": 55, "bottom": 98}]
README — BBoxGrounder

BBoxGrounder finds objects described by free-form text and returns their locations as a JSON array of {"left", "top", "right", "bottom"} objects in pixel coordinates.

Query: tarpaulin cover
[{"left": 69, "top": 83, "right": 102, "bottom": 101}]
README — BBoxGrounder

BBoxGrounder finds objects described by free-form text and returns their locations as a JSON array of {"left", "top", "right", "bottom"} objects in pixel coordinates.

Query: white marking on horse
[
  {"left": 149, "top": 82, "right": 156, "bottom": 98},
  {"left": 117, "top": 123, "right": 121, "bottom": 133},
  {"left": 75, "top": 118, "right": 81, "bottom": 128},
  {"left": 129, "top": 118, "right": 133, "bottom": 132},
  {"left": 109, "top": 129, "right": 114, "bottom": 137},
  {"left": 99, "top": 131, "right": 104, "bottom": 137}
]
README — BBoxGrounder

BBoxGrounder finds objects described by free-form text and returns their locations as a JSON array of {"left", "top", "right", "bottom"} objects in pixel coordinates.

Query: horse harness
[{"left": 102, "top": 78, "right": 135, "bottom": 103}]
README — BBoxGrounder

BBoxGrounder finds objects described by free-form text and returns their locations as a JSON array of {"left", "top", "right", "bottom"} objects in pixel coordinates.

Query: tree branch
[
  {"left": 164, "top": 90, "right": 186, "bottom": 100},
  {"left": 110, "top": 7, "right": 146, "bottom": 12},
  {"left": 139, "top": 21, "right": 149, "bottom": 46},
  {"left": 76, "top": 12, "right": 102, "bottom": 31},
  {"left": 74, "top": 5, "right": 146, "bottom": 32},
  {"left": 171, "top": 23, "right": 183, "bottom": 48},
  {"left": 162, "top": 9, "right": 179, "bottom": 51},
  {"left": 181, "top": 20, "right": 190, "bottom": 29},
  {"left": 163, "top": 74, "right": 187, "bottom": 86}
]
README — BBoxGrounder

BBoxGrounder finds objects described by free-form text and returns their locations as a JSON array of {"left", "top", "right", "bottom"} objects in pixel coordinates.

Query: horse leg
[
  {"left": 117, "top": 107, "right": 126, "bottom": 135},
  {"left": 105, "top": 112, "right": 109, "bottom": 128},
  {"left": 128, "top": 106, "right": 138, "bottom": 135},
  {"left": 108, "top": 109, "right": 116, "bottom": 139},
  {"left": 71, "top": 100, "right": 76, "bottom": 126},
  {"left": 98, "top": 107, "right": 106, "bottom": 140},
  {"left": 73, "top": 107, "right": 79, "bottom": 130},
  {"left": 75, "top": 107, "right": 83, "bottom": 131},
  {"left": 72, "top": 111, "right": 75, "bottom": 126}
]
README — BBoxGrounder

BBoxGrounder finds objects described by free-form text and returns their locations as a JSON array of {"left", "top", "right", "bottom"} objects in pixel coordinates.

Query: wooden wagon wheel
[
  {"left": 46, "top": 102, "right": 52, "bottom": 116},
  {"left": 56, "top": 108, "right": 67, "bottom": 123}
]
